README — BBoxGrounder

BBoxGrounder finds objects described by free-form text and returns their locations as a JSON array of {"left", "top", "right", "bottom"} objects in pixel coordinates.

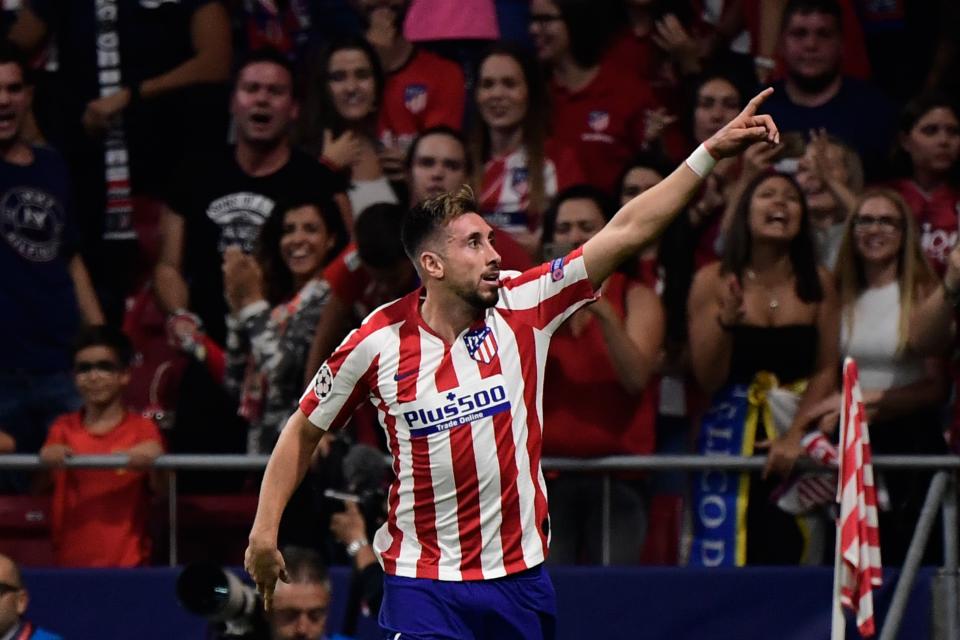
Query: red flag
[{"left": 837, "top": 357, "right": 883, "bottom": 636}]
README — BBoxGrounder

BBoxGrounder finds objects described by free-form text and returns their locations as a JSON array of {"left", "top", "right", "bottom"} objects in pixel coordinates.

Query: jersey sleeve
[
  {"left": 497, "top": 246, "right": 599, "bottom": 333},
  {"left": 299, "top": 325, "right": 378, "bottom": 432}
]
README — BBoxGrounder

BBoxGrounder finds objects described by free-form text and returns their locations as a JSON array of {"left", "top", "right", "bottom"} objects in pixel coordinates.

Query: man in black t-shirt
[
  {"left": 155, "top": 48, "right": 348, "bottom": 346},
  {"left": 7, "top": 0, "right": 233, "bottom": 321},
  {"left": 0, "top": 46, "right": 103, "bottom": 490},
  {"left": 153, "top": 49, "right": 347, "bottom": 464}
]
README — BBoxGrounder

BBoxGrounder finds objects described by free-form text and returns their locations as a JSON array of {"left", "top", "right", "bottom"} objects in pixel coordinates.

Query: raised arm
[{"left": 582, "top": 88, "right": 779, "bottom": 289}]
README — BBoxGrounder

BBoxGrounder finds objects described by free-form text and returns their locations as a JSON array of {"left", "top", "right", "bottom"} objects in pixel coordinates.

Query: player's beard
[{"left": 457, "top": 282, "right": 499, "bottom": 310}]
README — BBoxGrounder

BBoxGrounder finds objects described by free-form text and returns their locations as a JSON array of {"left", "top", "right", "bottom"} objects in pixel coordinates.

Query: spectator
[
  {"left": 541, "top": 185, "right": 664, "bottom": 565},
  {"left": 889, "top": 94, "right": 960, "bottom": 274},
  {"left": 530, "top": 0, "right": 657, "bottom": 194},
  {"left": 817, "top": 188, "right": 947, "bottom": 564},
  {"left": 685, "top": 72, "right": 751, "bottom": 268},
  {"left": 268, "top": 546, "right": 333, "bottom": 640},
  {"left": 0, "top": 46, "right": 104, "bottom": 490},
  {"left": 297, "top": 36, "right": 400, "bottom": 218},
  {"left": 39, "top": 326, "right": 163, "bottom": 568},
  {"left": 759, "top": 0, "right": 894, "bottom": 180},
  {"left": 469, "top": 42, "right": 582, "bottom": 255},
  {"left": 156, "top": 48, "right": 348, "bottom": 345},
  {"left": 153, "top": 49, "right": 347, "bottom": 465},
  {"left": 351, "top": 0, "right": 465, "bottom": 153},
  {"left": 8, "top": 0, "right": 233, "bottom": 320},
  {"left": 223, "top": 193, "right": 348, "bottom": 454},
  {"left": 687, "top": 172, "right": 839, "bottom": 566},
  {"left": 0, "top": 553, "right": 62, "bottom": 639},
  {"left": 328, "top": 501, "right": 384, "bottom": 637},
  {"left": 795, "top": 129, "right": 863, "bottom": 269}
]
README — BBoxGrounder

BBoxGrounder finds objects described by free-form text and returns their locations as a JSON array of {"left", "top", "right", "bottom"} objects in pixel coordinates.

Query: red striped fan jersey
[{"left": 300, "top": 248, "right": 597, "bottom": 580}]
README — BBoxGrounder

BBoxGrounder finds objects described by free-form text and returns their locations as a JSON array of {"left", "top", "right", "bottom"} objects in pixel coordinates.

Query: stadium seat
[{"left": 0, "top": 495, "right": 54, "bottom": 566}]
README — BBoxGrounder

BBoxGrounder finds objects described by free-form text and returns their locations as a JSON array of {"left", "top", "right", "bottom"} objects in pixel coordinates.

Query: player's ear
[{"left": 420, "top": 251, "right": 444, "bottom": 280}]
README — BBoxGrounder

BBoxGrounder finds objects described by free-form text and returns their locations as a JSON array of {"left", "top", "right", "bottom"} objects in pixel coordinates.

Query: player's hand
[
  {"left": 244, "top": 538, "right": 288, "bottom": 612},
  {"left": 40, "top": 444, "right": 72, "bottom": 467},
  {"left": 703, "top": 88, "right": 779, "bottom": 160}
]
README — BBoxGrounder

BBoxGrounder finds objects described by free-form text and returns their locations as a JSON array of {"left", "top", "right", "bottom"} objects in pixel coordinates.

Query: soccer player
[{"left": 246, "top": 89, "right": 780, "bottom": 638}]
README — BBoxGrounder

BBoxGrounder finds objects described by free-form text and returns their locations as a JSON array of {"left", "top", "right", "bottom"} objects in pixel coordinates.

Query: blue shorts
[{"left": 378, "top": 565, "right": 557, "bottom": 640}]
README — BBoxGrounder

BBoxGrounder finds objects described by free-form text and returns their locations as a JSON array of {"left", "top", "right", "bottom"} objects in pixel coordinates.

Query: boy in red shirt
[{"left": 40, "top": 326, "right": 163, "bottom": 567}]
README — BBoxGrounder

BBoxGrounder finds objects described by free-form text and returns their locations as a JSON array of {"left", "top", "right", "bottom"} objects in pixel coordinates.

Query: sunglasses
[
  {"left": 0, "top": 582, "right": 22, "bottom": 596},
  {"left": 853, "top": 215, "right": 902, "bottom": 232},
  {"left": 74, "top": 360, "right": 122, "bottom": 375}
]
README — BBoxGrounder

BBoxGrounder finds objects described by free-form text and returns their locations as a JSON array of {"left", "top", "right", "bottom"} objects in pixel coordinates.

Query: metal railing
[{"left": 1, "top": 453, "right": 957, "bottom": 638}]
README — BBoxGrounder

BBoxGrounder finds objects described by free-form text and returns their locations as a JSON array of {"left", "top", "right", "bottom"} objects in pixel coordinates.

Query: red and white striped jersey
[{"left": 300, "top": 248, "right": 597, "bottom": 580}]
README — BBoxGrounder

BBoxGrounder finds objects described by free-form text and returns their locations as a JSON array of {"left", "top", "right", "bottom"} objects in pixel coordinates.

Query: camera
[{"left": 177, "top": 563, "right": 269, "bottom": 639}]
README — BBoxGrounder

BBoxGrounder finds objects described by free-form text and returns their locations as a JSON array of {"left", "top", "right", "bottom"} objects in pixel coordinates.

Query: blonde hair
[{"left": 834, "top": 188, "right": 936, "bottom": 353}]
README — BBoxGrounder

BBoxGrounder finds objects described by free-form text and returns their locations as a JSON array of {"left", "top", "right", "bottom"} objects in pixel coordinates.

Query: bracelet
[
  {"left": 346, "top": 538, "right": 369, "bottom": 558},
  {"left": 685, "top": 144, "right": 718, "bottom": 178}
]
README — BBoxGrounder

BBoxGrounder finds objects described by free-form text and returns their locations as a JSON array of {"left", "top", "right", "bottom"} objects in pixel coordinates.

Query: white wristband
[{"left": 685, "top": 144, "right": 717, "bottom": 178}]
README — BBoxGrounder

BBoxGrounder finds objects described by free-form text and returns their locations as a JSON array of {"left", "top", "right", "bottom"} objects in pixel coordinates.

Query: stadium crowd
[{"left": 1, "top": 0, "right": 960, "bottom": 592}]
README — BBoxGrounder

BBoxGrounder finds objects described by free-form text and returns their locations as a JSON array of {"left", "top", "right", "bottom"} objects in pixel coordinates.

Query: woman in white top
[
  {"left": 297, "top": 36, "right": 399, "bottom": 223},
  {"left": 829, "top": 188, "right": 948, "bottom": 563}
]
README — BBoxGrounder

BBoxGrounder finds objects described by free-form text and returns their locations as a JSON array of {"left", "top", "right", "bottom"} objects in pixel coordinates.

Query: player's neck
[
  {"left": 82, "top": 400, "right": 125, "bottom": 434},
  {"left": 420, "top": 289, "right": 481, "bottom": 343},
  {"left": 235, "top": 140, "right": 291, "bottom": 177}
]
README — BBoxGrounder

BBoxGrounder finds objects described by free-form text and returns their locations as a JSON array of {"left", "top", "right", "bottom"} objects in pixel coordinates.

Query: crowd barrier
[{"left": 1, "top": 453, "right": 957, "bottom": 639}]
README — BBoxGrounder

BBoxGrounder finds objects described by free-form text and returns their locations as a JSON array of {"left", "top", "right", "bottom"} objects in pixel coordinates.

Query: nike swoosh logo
[{"left": 393, "top": 371, "right": 416, "bottom": 381}]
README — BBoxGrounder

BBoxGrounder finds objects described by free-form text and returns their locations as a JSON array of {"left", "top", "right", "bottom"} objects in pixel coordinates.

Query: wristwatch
[{"left": 346, "top": 538, "right": 369, "bottom": 558}]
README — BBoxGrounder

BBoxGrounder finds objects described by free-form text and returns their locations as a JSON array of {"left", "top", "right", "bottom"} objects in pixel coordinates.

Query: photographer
[
  {"left": 328, "top": 502, "right": 383, "bottom": 637},
  {"left": 268, "top": 547, "right": 332, "bottom": 640}
]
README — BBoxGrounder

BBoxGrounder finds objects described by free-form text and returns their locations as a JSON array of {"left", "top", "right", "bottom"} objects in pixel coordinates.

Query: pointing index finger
[{"left": 741, "top": 87, "right": 775, "bottom": 117}]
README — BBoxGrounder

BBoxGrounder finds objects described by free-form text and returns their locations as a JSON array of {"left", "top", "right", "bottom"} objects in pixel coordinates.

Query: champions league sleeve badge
[
  {"left": 549, "top": 257, "right": 565, "bottom": 282},
  {"left": 463, "top": 326, "right": 498, "bottom": 365},
  {"left": 314, "top": 364, "right": 333, "bottom": 401}
]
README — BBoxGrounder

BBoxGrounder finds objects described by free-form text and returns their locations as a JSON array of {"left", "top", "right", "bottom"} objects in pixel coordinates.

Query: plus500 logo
[{"left": 403, "top": 385, "right": 510, "bottom": 436}]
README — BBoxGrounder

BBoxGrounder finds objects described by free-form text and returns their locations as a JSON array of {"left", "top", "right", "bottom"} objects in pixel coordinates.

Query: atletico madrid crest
[{"left": 463, "top": 326, "right": 498, "bottom": 364}]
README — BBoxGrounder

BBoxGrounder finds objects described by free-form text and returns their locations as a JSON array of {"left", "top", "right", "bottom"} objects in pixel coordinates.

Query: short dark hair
[
  {"left": 722, "top": 172, "right": 824, "bottom": 303},
  {"left": 552, "top": 0, "right": 620, "bottom": 68},
  {"left": 406, "top": 125, "right": 470, "bottom": 173},
  {"left": 73, "top": 325, "right": 134, "bottom": 367},
  {"left": 356, "top": 202, "right": 408, "bottom": 269},
  {"left": 781, "top": 0, "right": 843, "bottom": 32},
  {"left": 0, "top": 42, "right": 32, "bottom": 85},
  {"left": 401, "top": 186, "right": 477, "bottom": 263},
  {"left": 234, "top": 47, "right": 296, "bottom": 94},
  {"left": 281, "top": 546, "right": 329, "bottom": 586},
  {"left": 541, "top": 184, "right": 616, "bottom": 246}
]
